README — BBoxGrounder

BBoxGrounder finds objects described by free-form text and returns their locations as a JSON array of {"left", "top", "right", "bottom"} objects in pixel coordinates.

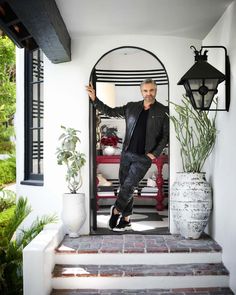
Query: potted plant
[
  {"left": 169, "top": 96, "right": 217, "bottom": 239},
  {"left": 100, "top": 124, "right": 122, "bottom": 155},
  {"left": 56, "top": 126, "right": 86, "bottom": 237}
]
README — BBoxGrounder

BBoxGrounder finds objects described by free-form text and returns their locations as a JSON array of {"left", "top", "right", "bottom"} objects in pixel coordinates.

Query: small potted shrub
[{"left": 56, "top": 126, "right": 86, "bottom": 237}]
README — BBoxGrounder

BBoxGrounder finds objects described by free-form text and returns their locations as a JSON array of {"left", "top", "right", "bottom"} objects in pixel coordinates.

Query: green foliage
[
  {"left": 0, "top": 189, "right": 15, "bottom": 211},
  {"left": 0, "top": 191, "right": 58, "bottom": 295},
  {"left": 0, "top": 125, "right": 14, "bottom": 141},
  {"left": 56, "top": 126, "right": 86, "bottom": 193},
  {"left": 0, "top": 36, "right": 16, "bottom": 152},
  {"left": 0, "top": 206, "right": 15, "bottom": 231},
  {"left": 0, "top": 125, "right": 15, "bottom": 154},
  {"left": 0, "top": 156, "right": 16, "bottom": 187},
  {"left": 0, "top": 141, "right": 15, "bottom": 154},
  {"left": 0, "top": 36, "right": 15, "bottom": 72},
  {"left": 169, "top": 96, "right": 217, "bottom": 172},
  {"left": 0, "top": 191, "right": 17, "bottom": 234},
  {"left": 18, "top": 214, "right": 58, "bottom": 249},
  {"left": 100, "top": 125, "right": 118, "bottom": 137}
]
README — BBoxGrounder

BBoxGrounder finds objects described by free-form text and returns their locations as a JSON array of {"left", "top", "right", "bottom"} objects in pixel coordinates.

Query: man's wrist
[{"left": 146, "top": 153, "right": 155, "bottom": 160}]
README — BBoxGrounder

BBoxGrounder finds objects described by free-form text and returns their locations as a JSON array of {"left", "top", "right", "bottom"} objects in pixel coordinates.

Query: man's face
[{"left": 141, "top": 83, "right": 157, "bottom": 104}]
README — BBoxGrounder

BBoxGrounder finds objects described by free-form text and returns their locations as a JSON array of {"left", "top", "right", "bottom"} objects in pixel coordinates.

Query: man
[{"left": 86, "top": 79, "right": 169, "bottom": 231}]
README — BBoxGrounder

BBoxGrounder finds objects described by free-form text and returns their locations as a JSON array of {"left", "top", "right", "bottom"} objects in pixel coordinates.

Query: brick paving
[
  {"left": 52, "top": 263, "right": 228, "bottom": 278},
  {"left": 52, "top": 234, "right": 234, "bottom": 295},
  {"left": 51, "top": 287, "right": 234, "bottom": 294},
  {"left": 55, "top": 234, "right": 222, "bottom": 254}
]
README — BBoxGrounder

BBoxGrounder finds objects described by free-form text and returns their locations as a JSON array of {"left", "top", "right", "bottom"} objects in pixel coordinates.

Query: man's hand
[
  {"left": 86, "top": 82, "right": 96, "bottom": 101},
  {"left": 146, "top": 153, "right": 156, "bottom": 160}
]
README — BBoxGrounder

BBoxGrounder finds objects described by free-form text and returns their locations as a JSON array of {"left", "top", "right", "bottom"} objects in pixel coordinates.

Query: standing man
[{"left": 86, "top": 79, "right": 169, "bottom": 231}]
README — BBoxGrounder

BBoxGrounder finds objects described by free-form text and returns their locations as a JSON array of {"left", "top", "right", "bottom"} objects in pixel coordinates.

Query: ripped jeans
[{"left": 115, "top": 151, "right": 152, "bottom": 217}]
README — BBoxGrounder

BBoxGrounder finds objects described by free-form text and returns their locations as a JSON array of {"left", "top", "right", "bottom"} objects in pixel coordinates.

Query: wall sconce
[{"left": 178, "top": 45, "right": 230, "bottom": 111}]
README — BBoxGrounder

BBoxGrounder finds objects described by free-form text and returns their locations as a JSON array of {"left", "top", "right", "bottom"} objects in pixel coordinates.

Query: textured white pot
[
  {"left": 62, "top": 193, "right": 86, "bottom": 238},
  {"left": 171, "top": 172, "right": 212, "bottom": 239}
]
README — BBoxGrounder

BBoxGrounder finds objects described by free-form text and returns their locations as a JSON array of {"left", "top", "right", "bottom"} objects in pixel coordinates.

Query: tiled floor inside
[{"left": 96, "top": 207, "right": 169, "bottom": 235}]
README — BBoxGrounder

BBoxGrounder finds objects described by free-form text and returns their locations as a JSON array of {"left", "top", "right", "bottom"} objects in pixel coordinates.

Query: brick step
[
  {"left": 55, "top": 234, "right": 222, "bottom": 265},
  {"left": 51, "top": 287, "right": 234, "bottom": 295},
  {"left": 52, "top": 263, "right": 229, "bottom": 290}
]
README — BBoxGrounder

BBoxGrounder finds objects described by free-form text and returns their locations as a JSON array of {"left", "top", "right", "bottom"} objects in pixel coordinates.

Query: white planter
[
  {"left": 171, "top": 172, "right": 212, "bottom": 239},
  {"left": 103, "top": 146, "right": 116, "bottom": 155},
  {"left": 62, "top": 193, "right": 86, "bottom": 238}
]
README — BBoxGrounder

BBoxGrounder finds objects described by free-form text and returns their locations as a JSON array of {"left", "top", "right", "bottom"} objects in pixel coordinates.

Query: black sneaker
[
  {"left": 113, "top": 217, "right": 132, "bottom": 232},
  {"left": 108, "top": 205, "right": 120, "bottom": 229}
]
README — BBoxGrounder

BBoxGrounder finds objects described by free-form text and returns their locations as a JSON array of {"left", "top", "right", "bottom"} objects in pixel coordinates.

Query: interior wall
[
  {"left": 96, "top": 49, "right": 168, "bottom": 105},
  {"left": 16, "top": 34, "right": 202, "bottom": 233},
  {"left": 203, "top": 1, "right": 236, "bottom": 292}
]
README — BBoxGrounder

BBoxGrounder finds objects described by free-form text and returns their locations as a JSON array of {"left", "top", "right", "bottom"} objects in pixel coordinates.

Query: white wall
[
  {"left": 16, "top": 34, "right": 202, "bottom": 233},
  {"left": 203, "top": 1, "right": 236, "bottom": 292}
]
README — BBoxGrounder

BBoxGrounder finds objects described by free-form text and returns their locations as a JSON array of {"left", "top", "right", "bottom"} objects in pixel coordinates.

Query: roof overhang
[{"left": 0, "top": 0, "right": 71, "bottom": 63}]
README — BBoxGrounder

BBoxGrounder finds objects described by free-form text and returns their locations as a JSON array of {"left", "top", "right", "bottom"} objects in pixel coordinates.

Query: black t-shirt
[{"left": 128, "top": 108, "right": 149, "bottom": 155}]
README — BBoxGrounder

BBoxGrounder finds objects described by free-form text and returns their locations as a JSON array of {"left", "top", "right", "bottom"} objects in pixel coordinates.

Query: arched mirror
[{"left": 89, "top": 46, "right": 169, "bottom": 234}]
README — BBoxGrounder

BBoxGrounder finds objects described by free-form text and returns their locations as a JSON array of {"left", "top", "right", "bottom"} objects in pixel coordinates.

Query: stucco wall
[
  {"left": 14, "top": 5, "right": 236, "bottom": 291},
  {"left": 15, "top": 35, "right": 202, "bottom": 233},
  {"left": 203, "top": 1, "right": 236, "bottom": 292}
]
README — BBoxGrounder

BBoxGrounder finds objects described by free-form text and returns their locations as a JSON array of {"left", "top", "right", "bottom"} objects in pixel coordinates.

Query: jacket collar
[{"left": 141, "top": 99, "right": 157, "bottom": 109}]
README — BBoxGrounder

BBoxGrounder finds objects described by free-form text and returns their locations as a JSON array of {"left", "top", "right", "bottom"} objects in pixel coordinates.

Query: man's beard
[{"left": 144, "top": 95, "right": 155, "bottom": 102}]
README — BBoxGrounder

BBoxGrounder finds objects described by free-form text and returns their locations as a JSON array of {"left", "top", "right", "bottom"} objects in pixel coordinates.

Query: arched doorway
[{"left": 89, "top": 46, "right": 169, "bottom": 234}]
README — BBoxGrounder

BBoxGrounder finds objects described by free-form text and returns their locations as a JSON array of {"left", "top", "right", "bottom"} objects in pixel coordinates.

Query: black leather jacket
[{"left": 92, "top": 97, "right": 169, "bottom": 158}]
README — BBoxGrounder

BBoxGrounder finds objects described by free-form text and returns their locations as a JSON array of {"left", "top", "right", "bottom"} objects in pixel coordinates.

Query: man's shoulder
[
  {"left": 127, "top": 100, "right": 143, "bottom": 105},
  {"left": 154, "top": 101, "right": 168, "bottom": 112},
  {"left": 126, "top": 100, "right": 143, "bottom": 108}
]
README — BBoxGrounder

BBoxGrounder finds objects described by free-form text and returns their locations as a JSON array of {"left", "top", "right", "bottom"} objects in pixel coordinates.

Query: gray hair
[{"left": 140, "top": 79, "right": 157, "bottom": 89}]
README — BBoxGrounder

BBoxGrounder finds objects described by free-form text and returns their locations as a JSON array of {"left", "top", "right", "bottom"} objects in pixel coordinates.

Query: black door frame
[{"left": 88, "top": 45, "right": 170, "bottom": 233}]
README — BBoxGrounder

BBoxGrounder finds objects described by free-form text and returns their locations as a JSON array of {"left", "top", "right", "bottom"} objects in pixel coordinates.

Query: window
[{"left": 22, "top": 48, "right": 44, "bottom": 185}]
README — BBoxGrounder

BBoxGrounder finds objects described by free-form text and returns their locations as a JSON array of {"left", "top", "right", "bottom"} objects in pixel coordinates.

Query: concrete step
[
  {"left": 51, "top": 287, "right": 234, "bottom": 295},
  {"left": 52, "top": 263, "right": 229, "bottom": 290},
  {"left": 55, "top": 234, "right": 222, "bottom": 265}
]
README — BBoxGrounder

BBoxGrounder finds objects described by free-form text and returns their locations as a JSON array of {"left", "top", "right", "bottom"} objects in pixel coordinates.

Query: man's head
[{"left": 140, "top": 79, "right": 157, "bottom": 105}]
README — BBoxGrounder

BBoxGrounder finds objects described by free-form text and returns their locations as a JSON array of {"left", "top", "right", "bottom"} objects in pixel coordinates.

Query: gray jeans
[{"left": 115, "top": 151, "right": 152, "bottom": 217}]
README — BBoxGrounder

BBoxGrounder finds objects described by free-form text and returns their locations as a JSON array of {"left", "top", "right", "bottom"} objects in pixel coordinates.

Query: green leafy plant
[
  {"left": 0, "top": 189, "right": 15, "bottom": 212},
  {"left": 56, "top": 126, "right": 86, "bottom": 193},
  {"left": 0, "top": 36, "right": 16, "bottom": 151},
  {"left": 0, "top": 155, "right": 16, "bottom": 188},
  {"left": 169, "top": 96, "right": 217, "bottom": 172},
  {"left": 0, "top": 190, "right": 58, "bottom": 295}
]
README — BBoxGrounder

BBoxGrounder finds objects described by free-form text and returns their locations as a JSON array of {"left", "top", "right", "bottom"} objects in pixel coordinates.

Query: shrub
[
  {"left": 0, "top": 205, "right": 15, "bottom": 233},
  {"left": 0, "top": 141, "right": 15, "bottom": 154},
  {"left": 0, "top": 156, "right": 16, "bottom": 187},
  {"left": 0, "top": 191, "right": 58, "bottom": 295},
  {"left": 0, "top": 189, "right": 15, "bottom": 211}
]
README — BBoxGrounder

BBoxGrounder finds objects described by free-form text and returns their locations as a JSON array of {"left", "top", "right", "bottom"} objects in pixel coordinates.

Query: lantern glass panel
[
  {"left": 189, "top": 79, "right": 203, "bottom": 90},
  {"left": 192, "top": 92, "right": 203, "bottom": 108},
  {"left": 204, "top": 79, "right": 219, "bottom": 90},
  {"left": 203, "top": 91, "right": 215, "bottom": 109}
]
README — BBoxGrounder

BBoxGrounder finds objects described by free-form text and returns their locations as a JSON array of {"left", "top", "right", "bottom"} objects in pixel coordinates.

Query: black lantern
[{"left": 178, "top": 45, "right": 230, "bottom": 111}]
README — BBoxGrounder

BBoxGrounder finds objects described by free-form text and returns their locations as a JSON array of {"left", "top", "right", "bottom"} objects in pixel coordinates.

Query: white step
[
  {"left": 52, "top": 263, "right": 229, "bottom": 290},
  {"left": 55, "top": 251, "right": 222, "bottom": 265},
  {"left": 52, "top": 234, "right": 231, "bottom": 292}
]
